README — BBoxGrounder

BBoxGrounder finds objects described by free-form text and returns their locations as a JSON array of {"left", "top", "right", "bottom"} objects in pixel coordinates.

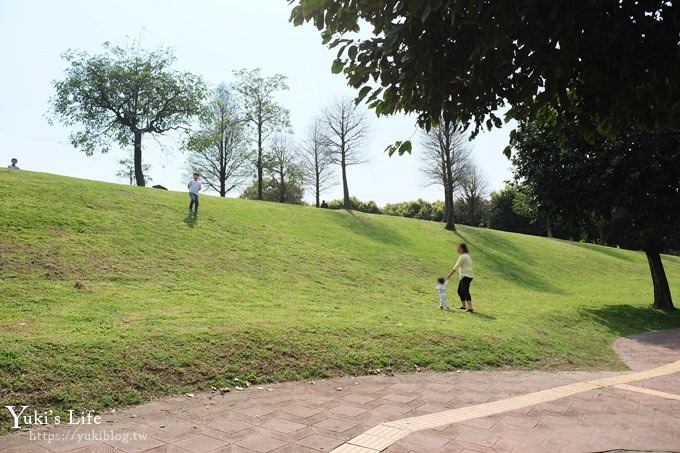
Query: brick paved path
[{"left": 2, "top": 329, "right": 679, "bottom": 453}]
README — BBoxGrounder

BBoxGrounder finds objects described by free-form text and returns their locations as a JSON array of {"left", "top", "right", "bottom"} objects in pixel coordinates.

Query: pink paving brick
[{"left": 236, "top": 434, "right": 288, "bottom": 453}]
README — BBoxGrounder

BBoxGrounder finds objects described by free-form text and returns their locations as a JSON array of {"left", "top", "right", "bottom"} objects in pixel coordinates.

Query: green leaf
[
  {"left": 385, "top": 141, "right": 402, "bottom": 156},
  {"left": 356, "top": 86, "right": 372, "bottom": 103},
  {"left": 331, "top": 59, "right": 344, "bottom": 74},
  {"left": 385, "top": 140, "right": 412, "bottom": 156},
  {"left": 398, "top": 140, "right": 413, "bottom": 155}
]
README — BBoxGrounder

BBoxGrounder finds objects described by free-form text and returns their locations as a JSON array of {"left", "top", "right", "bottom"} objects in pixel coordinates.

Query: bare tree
[
  {"left": 420, "top": 121, "right": 471, "bottom": 231},
  {"left": 266, "top": 134, "right": 304, "bottom": 203},
  {"left": 233, "top": 68, "right": 290, "bottom": 200},
  {"left": 321, "top": 98, "right": 370, "bottom": 209},
  {"left": 300, "top": 119, "right": 335, "bottom": 207},
  {"left": 117, "top": 156, "right": 151, "bottom": 186},
  {"left": 459, "top": 162, "right": 489, "bottom": 226},
  {"left": 185, "top": 84, "right": 249, "bottom": 196}
]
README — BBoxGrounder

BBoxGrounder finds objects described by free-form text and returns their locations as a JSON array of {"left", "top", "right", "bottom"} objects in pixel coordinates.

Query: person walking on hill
[
  {"left": 187, "top": 172, "right": 202, "bottom": 216},
  {"left": 7, "top": 158, "right": 19, "bottom": 169},
  {"left": 447, "top": 243, "right": 475, "bottom": 312}
]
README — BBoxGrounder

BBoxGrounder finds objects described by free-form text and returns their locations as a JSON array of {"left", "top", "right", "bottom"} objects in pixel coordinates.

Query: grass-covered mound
[{"left": 1, "top": 169, "right": 678, "bottom": 428}]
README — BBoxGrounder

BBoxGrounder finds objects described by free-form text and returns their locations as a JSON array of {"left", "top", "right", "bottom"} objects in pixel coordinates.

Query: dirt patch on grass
[
  {"left": 0, "top": 240, "right": 71, "bottom": 278},
  {"left": 0, "top": 237, "right": 129, "bottom": 281}
]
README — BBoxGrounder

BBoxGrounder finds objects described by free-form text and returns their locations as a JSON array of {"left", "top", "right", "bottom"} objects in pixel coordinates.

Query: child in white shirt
[
  {"left": 435, "top": 277, "right": 450, "bottom": 310},
  {"left": 187, "top": 172, "right": 202, "bottom": 215}
]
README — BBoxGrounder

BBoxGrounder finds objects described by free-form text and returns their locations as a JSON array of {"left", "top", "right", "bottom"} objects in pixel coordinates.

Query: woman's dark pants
[{"left": 457, "top": 277, "right": 473, "bottom": 301}]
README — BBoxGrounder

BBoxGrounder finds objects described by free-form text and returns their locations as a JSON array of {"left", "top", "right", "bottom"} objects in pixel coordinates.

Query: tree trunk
[
  {"left": 257, "top": 126, "right": 264, "bottom": 200},
  {"left": 219, "top": 143, "right": 227, "bottom": 197},
  {"left": 444, "top": 186, "right": 456, "bottom": 231},
  {"left": 133, "top": 131, "right": 145, "bottom": 187},
  {"left": 469, "top": 199, "right": 477, "bottom": 226},
  {"left": 315, "top": 173, "right": 320, "bottom": 208},
  {"left": 645, "top": 250, "right": 675, "bottom": 310},
  {"left": 341, "top": 154, "right": 351, "bottom": 210},
  {"left": 443, "top": 150, "right": 455, "bottom": 231},
  {"left": 280, "top": 177, "right": 286, "bottom": 203}
]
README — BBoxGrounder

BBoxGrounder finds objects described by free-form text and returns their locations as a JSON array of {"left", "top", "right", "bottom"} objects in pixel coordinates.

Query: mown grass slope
[{"left": 1, "top": 169, "right": 679, "bottom": 428}]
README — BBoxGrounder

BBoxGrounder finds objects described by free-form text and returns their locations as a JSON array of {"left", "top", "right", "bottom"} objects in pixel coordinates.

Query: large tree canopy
[
  {"left": 49, "top": 39, "right": 206, "bottom": 186},
  {"left": 290, "top": 0, "right": 680, "bottom": 147}
]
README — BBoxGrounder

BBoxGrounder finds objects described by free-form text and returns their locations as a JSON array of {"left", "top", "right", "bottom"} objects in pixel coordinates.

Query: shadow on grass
[
  {"left": 570, "top": 242, "right": 638, "bottom": 263},
  {"left": 329, "top": 210, "right": 410, "bottom": 245},
  {"left": 456, "top": 231, "right": 565, "bottom": 295},
  {"left": 183, "top": 214, "right": 197, "bottom": 228},
  {"left": 470, "top": 311, "right": 496, "bottom": 321},
  {"left": 579, "top": 304, "right": 680, "bottom": 337}
]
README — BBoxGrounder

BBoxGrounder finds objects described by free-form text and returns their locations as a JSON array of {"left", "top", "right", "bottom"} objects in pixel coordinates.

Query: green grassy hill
[{"left": 1, "top": 169, "right": 679, "bottom": 423}]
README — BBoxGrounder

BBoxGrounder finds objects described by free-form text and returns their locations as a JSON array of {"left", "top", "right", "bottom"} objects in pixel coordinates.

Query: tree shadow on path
[{"left": 579, "top": 304, "right": 680, "bottom": 338}]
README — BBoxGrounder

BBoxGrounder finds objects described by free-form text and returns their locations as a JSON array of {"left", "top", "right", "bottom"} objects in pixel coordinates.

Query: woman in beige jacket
[{"left": 447, "top": 243, "right": 475, "bottom": 313}]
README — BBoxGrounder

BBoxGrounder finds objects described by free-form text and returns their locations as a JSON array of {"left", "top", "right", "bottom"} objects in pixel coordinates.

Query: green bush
[
  {"left": 383, "top": 199, "right": 442, "bottom": 221},
  {"left": 327, "top": 197, "right": 381, "bottom": 214}
]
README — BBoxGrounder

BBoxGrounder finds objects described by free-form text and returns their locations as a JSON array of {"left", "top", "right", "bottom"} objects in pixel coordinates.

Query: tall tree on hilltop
[
  {"left": 420, "top": 122, "right": 471, "bottom": 231},
  {"left": 233, "top": 68, "right": 290, "bottom": 200},
  {"left": 49, "top": 38, "right": 206, "bottom": 186},
  {"left": 240, "top": 135, "right": 305, "bottom": 205},
  {"left": 265, "top": 134, "right": 304, "bottom": 204},
  {"left": 185, "top": 84, "right": 250, "bottom": 197},
  {"left": 300, "top": 119, "right": 335, "bottom": 207},
  {"left": 459, "top": 163, "right": 489, "bottom": 228},
  {"left": 321, "top": 98, "right": 370, "bottom": 210}
]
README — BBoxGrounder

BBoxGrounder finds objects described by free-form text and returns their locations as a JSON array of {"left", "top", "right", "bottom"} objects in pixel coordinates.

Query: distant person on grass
[
  {"left": 447, "top": 243, "right": 475, "bottom": 313},
  {"left": 435, "top": 277, "right": 450, "bottom": 310},
  {"left": 187, "top": 172, "right": 202, "bottom": 216},
  {"left": 320, "top": 200, "right": 329, "bottom": 208},
  {"left": 7, "top": 158, "right": 19, "bottom": 169}
]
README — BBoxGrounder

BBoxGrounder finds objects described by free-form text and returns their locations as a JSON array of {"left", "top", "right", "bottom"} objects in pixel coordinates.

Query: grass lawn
[{"left": 1, "top": 169, "right": 679, "bottom": 431}]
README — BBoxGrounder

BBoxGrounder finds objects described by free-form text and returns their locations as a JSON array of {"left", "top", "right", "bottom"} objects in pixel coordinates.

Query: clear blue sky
[{"left": 0, "top": 0, "right": 513, "bottom": 204}]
